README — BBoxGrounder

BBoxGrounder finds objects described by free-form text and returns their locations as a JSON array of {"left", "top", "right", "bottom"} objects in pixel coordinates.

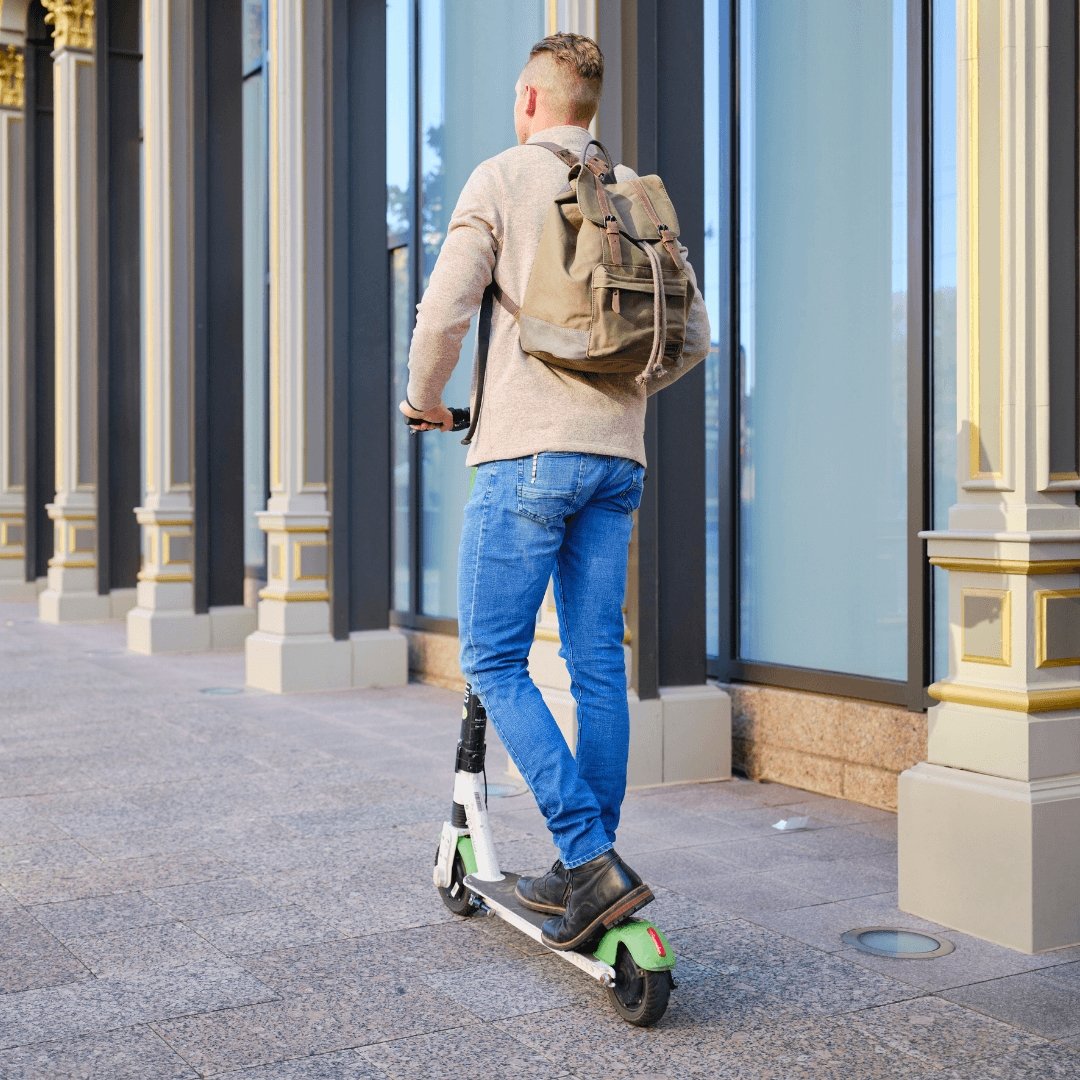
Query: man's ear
[{"left": 524, "top": 85, "right": 538, "bottom": 118}]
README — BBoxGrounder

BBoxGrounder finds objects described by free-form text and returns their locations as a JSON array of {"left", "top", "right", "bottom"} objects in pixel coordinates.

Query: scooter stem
[{"left": 451, "top": 685, "right": 503, "bottom": 882}]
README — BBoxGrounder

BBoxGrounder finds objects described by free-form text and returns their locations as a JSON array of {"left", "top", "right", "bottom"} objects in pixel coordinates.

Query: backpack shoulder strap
[
  {"left": 461, "top": 285, "right": 494, "bottom": 446},
  {"left": 531, "top": 141, "right": 580, "bottom": 170},
  {"left": 460, "top": 282, "right": 519, "bottom": 446}
]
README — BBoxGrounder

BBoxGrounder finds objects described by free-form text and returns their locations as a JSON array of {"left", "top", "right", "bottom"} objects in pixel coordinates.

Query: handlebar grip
[{"left": 405, "top": 407, "right": 470, "bottom": 433}]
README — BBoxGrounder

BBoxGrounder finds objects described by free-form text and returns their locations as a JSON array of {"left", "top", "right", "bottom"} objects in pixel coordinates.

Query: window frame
[{"left": 707, "top": 0, "right": 935, "bottom": 713}]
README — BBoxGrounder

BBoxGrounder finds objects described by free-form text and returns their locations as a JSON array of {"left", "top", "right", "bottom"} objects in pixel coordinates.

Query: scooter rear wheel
[
  {"left": 437, "top": 850, "right": 479, "bottom": 917},
  {"left": 606, "top": 943, "right": 672, "bottom": 1026}
]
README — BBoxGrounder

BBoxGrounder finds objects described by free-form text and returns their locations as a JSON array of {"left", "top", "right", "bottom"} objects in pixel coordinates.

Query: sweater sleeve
[
  {"left": 647, "top": 243, "right": 712, "bottom": 398},
  {"left": 406, "top": 163, "right": 501, "bottom": 411}
]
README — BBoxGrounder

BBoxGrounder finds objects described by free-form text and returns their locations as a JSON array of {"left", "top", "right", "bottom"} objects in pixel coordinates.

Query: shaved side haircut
[{"left": 523, "top": 32, "right": 604, "bottom": 124}]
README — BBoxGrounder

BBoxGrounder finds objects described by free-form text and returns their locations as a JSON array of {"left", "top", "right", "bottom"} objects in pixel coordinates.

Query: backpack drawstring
[{"left": 635, "top": 238, "right": 668, "bottom": 386}]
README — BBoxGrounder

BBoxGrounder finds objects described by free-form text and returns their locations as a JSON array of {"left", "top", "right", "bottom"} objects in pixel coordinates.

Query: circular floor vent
[{"left": 841, "top": 927, "right": 955, "bottom": 959}]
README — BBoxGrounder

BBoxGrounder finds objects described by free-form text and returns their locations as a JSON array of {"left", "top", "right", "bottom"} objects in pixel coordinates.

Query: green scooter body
[{"left": 593, "top": 919, "right": 677, "bottom": 972}]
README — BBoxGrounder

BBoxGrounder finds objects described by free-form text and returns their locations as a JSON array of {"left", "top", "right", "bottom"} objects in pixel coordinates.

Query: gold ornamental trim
[
  {"left": 928, "top": 681, "right": 1080, "bottom": 714},
  {"left": 136, "top": 571, "right": 193, "bottom": 583},
  {"left": 257, "top": 588, "right": 331, "bottom": 603},
  {"left": 0, "top": 46, "right": 24, "bottom": 109},
  {"left": 0, "top": 552, "right": 24, "bottom": 560},
  {"left": 42, "top": 1, "right": 95, "bottom": 51},
  {"left": 929, "top": 557, "right": 1080, "bottom": 576}
]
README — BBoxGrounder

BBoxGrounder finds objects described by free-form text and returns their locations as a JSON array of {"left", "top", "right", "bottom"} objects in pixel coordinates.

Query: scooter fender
[
  {"left": 592, "top": 919, "right": 677, "bottom": 972},
  {"left": 456, "top": 834, "right": 478, "bottom": 876}
]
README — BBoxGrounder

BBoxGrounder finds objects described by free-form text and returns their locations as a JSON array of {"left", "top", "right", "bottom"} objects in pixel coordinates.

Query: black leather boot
[
  {"left": 540, "top": 850, "right": 653, "bottom": 952},
  {"left": 514, "top": 859, "right": 569, "bottom": 914}
]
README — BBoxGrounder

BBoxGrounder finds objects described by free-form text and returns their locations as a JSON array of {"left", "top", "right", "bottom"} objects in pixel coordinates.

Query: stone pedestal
[
  {"left": 37, "top": 13, "right": 102, "bottom": 623},
  {"left": 244, "top": 0, "right": 406, "bottom": 693},
  {"left": 0, "top": 73, "right": 28, "bottom": 602},
  {"left": 528, "top": 582, "right": 731, "bottom": 789},
  {"left": 899, "top": 0, "right": 1080, "bottom": 953}
]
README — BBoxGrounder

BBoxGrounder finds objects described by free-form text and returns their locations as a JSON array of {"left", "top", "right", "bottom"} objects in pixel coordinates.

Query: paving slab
[
  {"left": 0, "top": 1024, "right": 197, "bottom": 1079},
  {"left": 183, "top": 905, "right": 344, "bottom": 957},
  {"left": 847, "top": 994, "right": 1047, "bottom": 1069},
  {"left": 940, "top": 971, "right": 1080, "bottom": 1039},
  {"left": 25, "top": 891, "right": 172, "bottom": 940},
  {"left": 64, "top": 921, "right": 228, "bottom": 976},
  {"left": 355, "top": 1025, "right": 575, "bottom": 1080},
  {"left": 216, "top": 1050, "right": 387, "bottom": 1079},
  {"left": 2, "top": 599, "right": 1073, "bottom": 1076},
  {"left": 0, "top": 908, "right": 89, "bottom": 994},
  {"left": 151, "top": 980, "right": 474, "bottom": 1076}
]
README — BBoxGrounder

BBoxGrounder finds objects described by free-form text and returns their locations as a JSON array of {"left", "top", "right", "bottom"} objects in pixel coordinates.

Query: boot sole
[
  {"left": 514, "top": 889, "right": 566, "bottom": 915},
  {"left": 541, "top": 885, "right": 655, "bottom": 952}
]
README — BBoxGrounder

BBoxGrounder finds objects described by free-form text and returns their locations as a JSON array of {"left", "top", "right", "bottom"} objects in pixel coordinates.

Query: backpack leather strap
[
  {"left": 629, "top": 178, "right": 684, "bottom": 269},
  {"left": 461, "top": 284, "right": 494, "bottom": 446},
  {"left": 532, "top": 141, "right": 580, "bottom": 170}
]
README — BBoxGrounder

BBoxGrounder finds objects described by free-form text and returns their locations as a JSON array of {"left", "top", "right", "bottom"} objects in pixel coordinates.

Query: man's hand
[{"left": 398, "top": 400, "right": 454, "bottom": 432}]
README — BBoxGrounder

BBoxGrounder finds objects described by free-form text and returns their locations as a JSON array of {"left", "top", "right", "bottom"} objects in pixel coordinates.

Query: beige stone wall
[{"left": 727, "top": 683, "right": 926, "bottom": 812}]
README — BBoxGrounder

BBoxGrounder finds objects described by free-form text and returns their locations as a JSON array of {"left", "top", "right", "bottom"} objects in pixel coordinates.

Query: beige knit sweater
[{"left": 406, "top": 125, "right": 711, "bottom": 468}]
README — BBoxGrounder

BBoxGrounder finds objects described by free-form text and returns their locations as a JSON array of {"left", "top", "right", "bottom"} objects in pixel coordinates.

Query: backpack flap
[{"left": 576, "top": 174, "right": 681, "bottom": 243}]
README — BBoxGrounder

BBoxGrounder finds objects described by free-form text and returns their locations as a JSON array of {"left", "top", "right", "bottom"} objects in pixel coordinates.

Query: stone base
[
  {"left": 350, "top": 629, "right": 409, "bottom": 688},
  {"left": 128, "top": 605, "right": 257, "bottom": 655},
  {"left": 899, "top": 761, "right": 1080, "bottom": 953},
  {"left": 246, "top": 628, "right": 409, "bottom": 694},
  {"left": 128, "top": 607, "right": 211, "bottom": 654},
  {"left": 108, "top": 588, "right": 137, "bottom": 619},
  {"left": 0, "top": 575, "right": 42, "bottom": 601},
  {"left": 209, "top": 606, "right": 258, "bottom": 649},
  {"left": 532, "top": 683, "right": 732, "bottom": 789},
  {"left": 39, "top": 587, "right": 113, "bottom": 624}
]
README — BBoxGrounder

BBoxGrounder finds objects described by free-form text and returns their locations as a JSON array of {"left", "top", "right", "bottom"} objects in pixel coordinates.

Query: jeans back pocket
[{"left": 515, "top": 453, "right": 585, "bottom": 526}]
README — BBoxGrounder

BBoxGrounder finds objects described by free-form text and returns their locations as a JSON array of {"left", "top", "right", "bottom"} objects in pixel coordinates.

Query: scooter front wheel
[
  {"left": 606, "top": 943, "right": 672, "bottom": 1026},
  {"left": 436, "top": 849, "right": 479, "bottom": 917}
]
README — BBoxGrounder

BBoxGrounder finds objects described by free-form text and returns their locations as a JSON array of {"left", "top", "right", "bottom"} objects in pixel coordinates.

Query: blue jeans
[{"left": 458, "top": 452, "right": 645, "bottom": 869}]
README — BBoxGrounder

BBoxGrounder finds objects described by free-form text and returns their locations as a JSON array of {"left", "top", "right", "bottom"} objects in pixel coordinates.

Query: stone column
[
  {"left": 37, "top": 0, "right": 108, "bottom": 622},
  {"left": 528, "top": 0, "right": 731, "bottom": 789},
  {"left": 900, "top": 0, "right": 1080, "bottom": 952},
  {"left": 244, "top": 0, "right": 350, "bottom": 692},
  {"left": 128, "top": 1, "right": 202, "bottom": 653},
  {"left": 0, "top": 44, "right": 32, "bottom": 600}
]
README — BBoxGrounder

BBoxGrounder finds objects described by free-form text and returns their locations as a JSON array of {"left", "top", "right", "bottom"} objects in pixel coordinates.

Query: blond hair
[{"left": 523, "top": 32, "right": 604, "bottom": 124}]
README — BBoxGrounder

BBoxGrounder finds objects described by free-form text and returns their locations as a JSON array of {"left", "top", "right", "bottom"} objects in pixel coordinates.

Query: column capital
[
  {"left": 42, "top": 1, "right": 94, "bottom": 53},
  {"left": 0, "top": 45, "right": 23, "bottom": 109}
]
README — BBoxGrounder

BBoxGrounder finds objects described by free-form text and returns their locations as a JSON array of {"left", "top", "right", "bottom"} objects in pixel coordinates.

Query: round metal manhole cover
[
  {"left": 841, "top": 926, "right": 955, "bottom": 959},
  {"left": 484, "top": 781, "right": 529, "bottom": 799},
  {"left": 199, "top": 687, "right": 244, "bottom": 696}
]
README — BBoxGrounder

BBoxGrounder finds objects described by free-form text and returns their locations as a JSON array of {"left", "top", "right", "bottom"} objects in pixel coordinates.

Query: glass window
[
  {"left": 388, "top": 0, "right": 413, "bottom": 613},
  {"left": 703, "top": 0, "right": 723, "bottom": 660},
  {"left": 390, "top": 0, "right": 545, "bottom": 618},
  {"left": 736, "top": 0, "right": 909, "bottom": 679},
  {"left": 931, "top": 0, "right": 957, "bottom": 681},
  {"left": 242, "top": 0, "right": 268, "bottom": 583}
]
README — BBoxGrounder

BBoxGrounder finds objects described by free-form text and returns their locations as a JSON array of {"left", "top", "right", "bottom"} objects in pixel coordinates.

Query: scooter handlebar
[{"left": 405, "top": 407, "right": 470, "bottom": 433}]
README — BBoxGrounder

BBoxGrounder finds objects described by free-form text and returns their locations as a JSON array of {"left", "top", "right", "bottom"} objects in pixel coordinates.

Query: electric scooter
[{"left": 406, "top": 411, "right": 677, "bottom": 1026}]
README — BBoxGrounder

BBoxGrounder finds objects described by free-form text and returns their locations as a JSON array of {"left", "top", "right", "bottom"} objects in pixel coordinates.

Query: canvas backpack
[{"left": 461, "top": 139, "right": 690, "bottom": 445}]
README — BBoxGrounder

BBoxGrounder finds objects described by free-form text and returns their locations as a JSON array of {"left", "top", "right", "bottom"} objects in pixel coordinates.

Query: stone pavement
[{"left": 2, "top": 602, "right": 1080, "bottom": 1079}]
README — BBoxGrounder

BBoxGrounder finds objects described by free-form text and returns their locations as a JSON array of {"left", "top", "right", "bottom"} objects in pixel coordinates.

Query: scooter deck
[{"left": 464, "top": 872, "right": 616, "bottom": 985}]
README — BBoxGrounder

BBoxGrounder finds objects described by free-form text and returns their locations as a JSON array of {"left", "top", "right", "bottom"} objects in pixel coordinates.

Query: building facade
[{"left": 0, "top": 0, "right": 1077, "bottom": 954}]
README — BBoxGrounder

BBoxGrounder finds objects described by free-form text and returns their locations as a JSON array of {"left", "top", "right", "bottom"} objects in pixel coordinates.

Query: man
[{"left": 400, "top": 33, "right": 710, "bottom": 951}]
